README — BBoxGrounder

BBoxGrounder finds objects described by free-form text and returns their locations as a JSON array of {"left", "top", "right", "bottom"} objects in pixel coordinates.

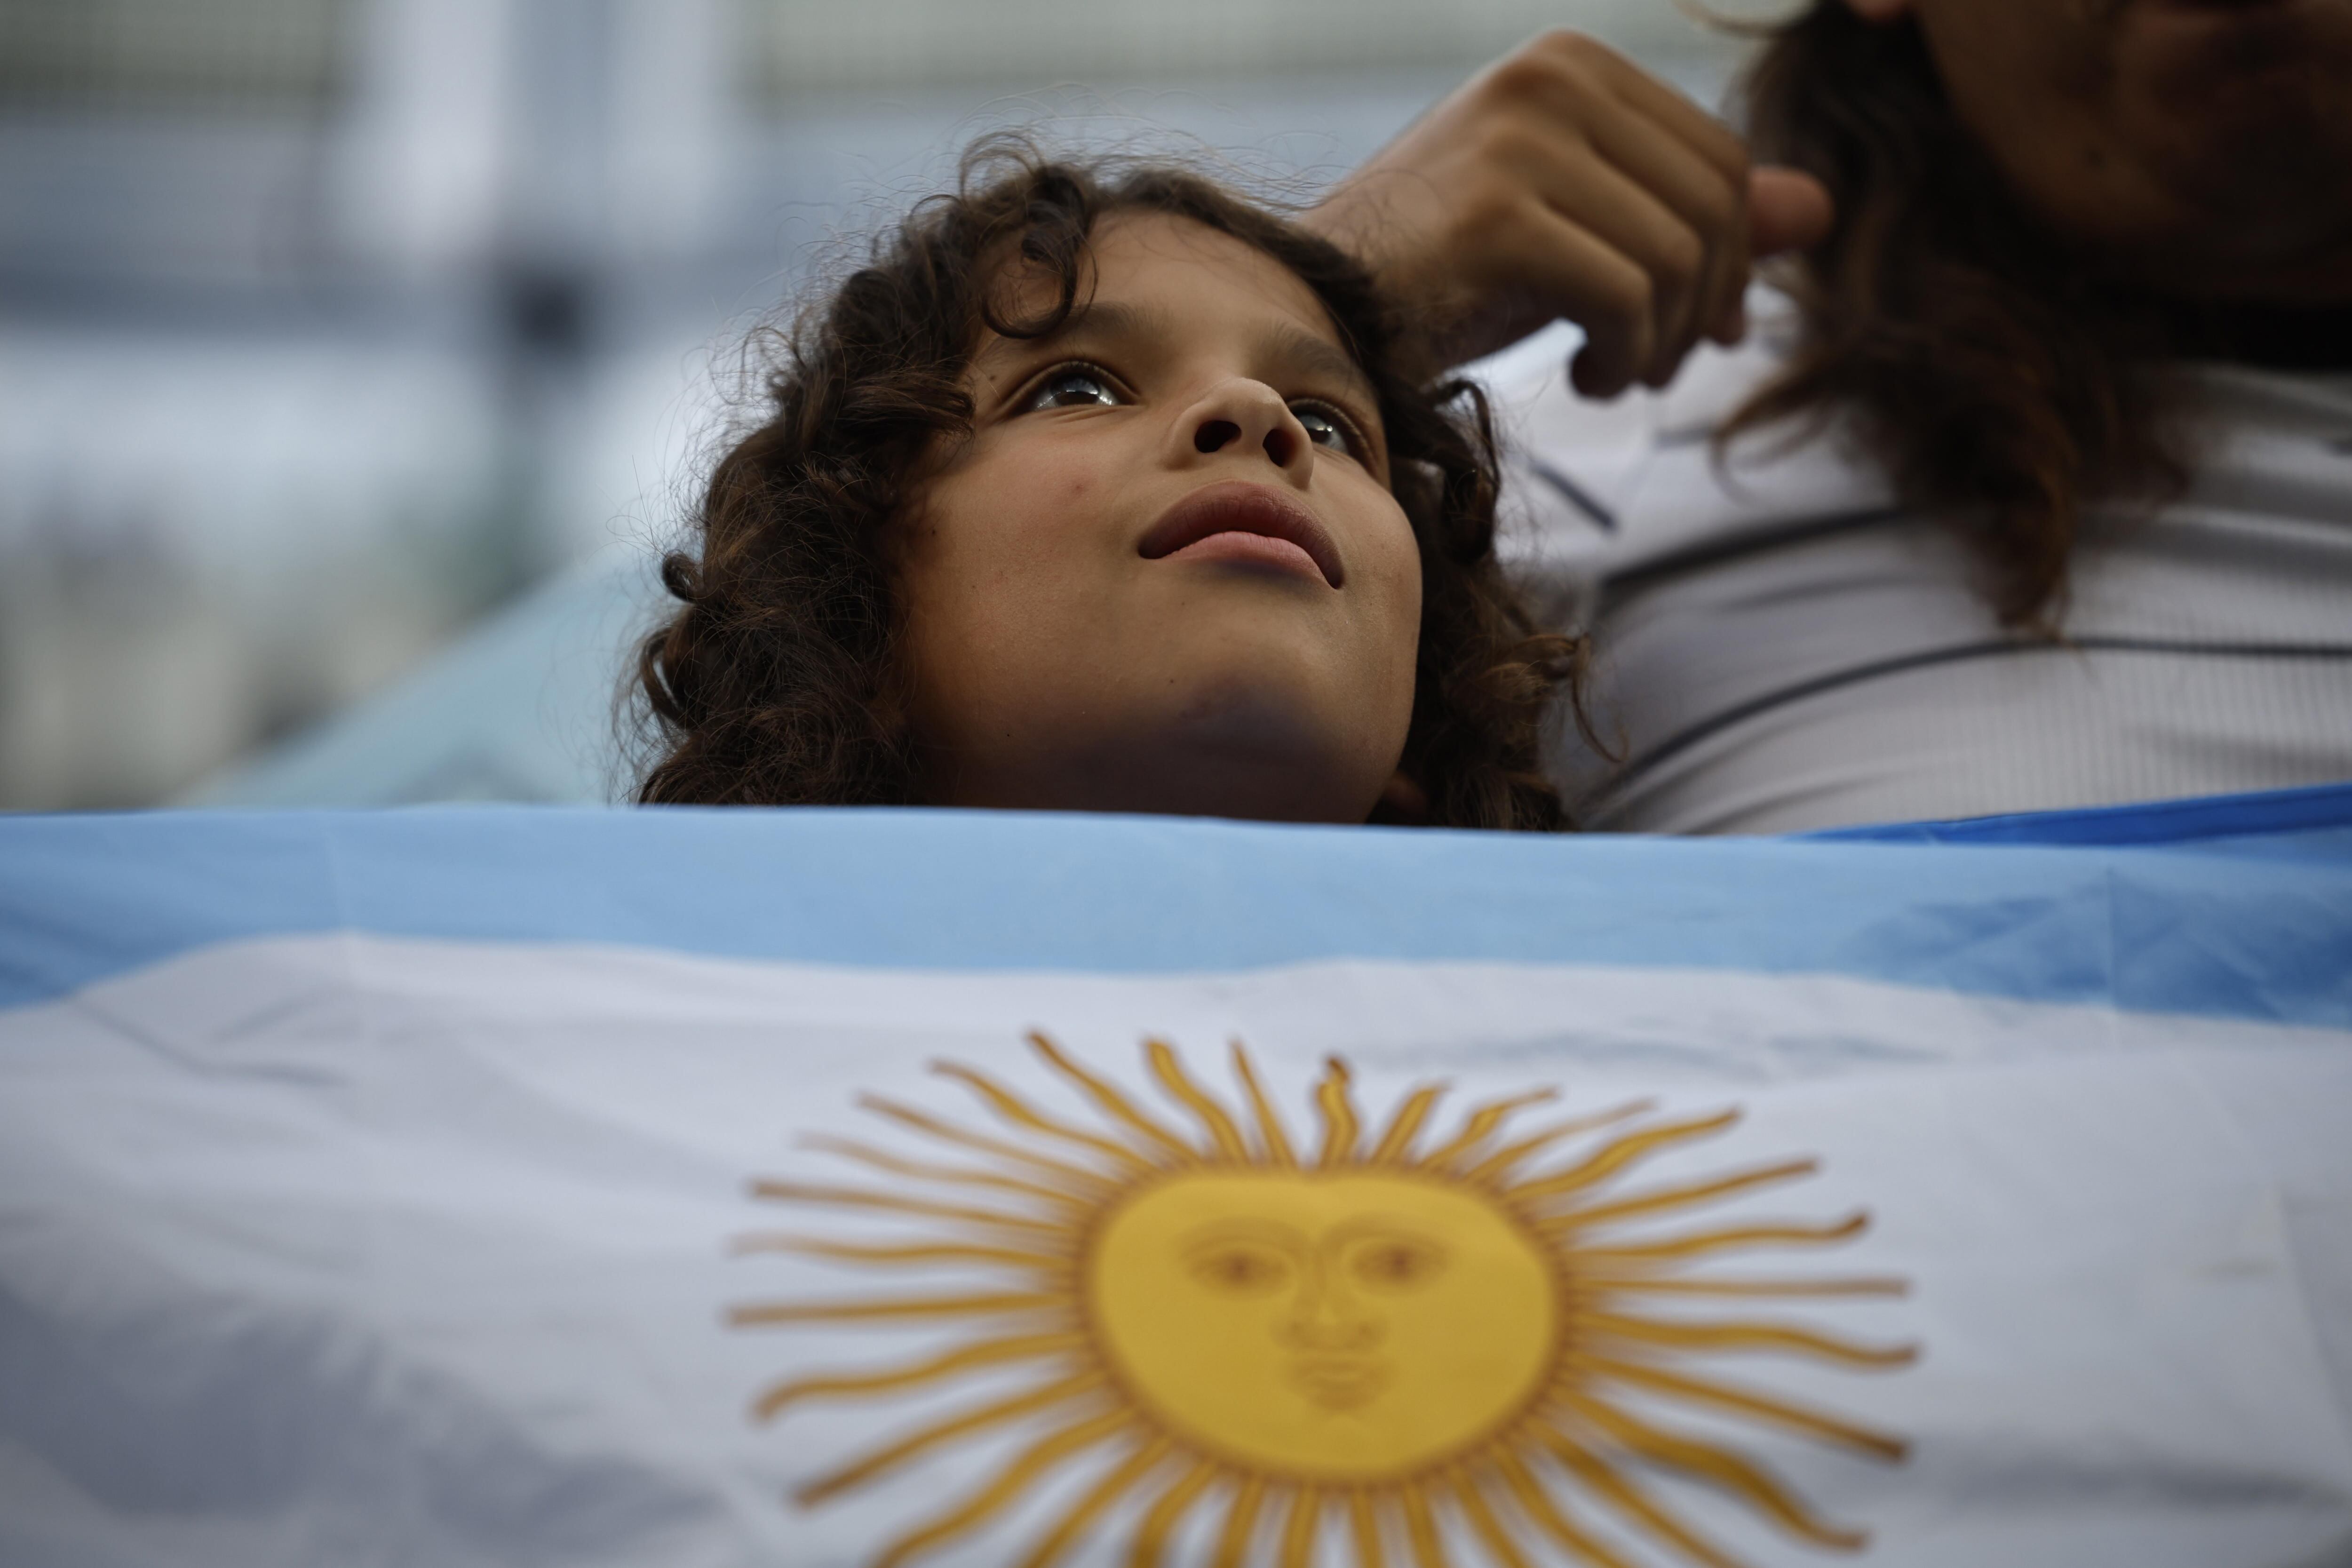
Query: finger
[
  {"left": 1749, "top": 166, "right": 1835, "bottom": 256},
  {"left": 1476, "top": 199, "right": 1658, "bottom": 398},
  {"left": 1576, "top": 106, "right": 1749, "bottom": 377},
  {"left": 1707, "top": 298, "right": 1748, "bottom": 348},
  {"left": 1510, "top": 35, "right": 1751, "bottom": 377},
  {"left": 1562, "top": 33, "right": 1751, "bottom": 187},
  {"left": 1505, "top": 146, "right": 1708, "bottom": 390},
  {"left": 1703, "top": 170, "right": 1832, "bottom": 346}
]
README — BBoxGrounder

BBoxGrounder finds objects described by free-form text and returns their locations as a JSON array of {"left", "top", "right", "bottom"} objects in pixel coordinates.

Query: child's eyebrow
[
  {"left": 1259, "top": 322, "right": 1380, "bottom": 412},
  {"left": 978, "top": 299, "right": 1378, "bottom": 409}
]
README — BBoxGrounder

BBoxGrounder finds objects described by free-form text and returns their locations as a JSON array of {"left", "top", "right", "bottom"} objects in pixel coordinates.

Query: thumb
[{"left": 1748, "top": 166, "right": 1834, "bottom": 256}]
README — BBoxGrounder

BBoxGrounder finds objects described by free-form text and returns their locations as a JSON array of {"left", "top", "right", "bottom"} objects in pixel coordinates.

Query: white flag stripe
[{"left": 4, "top": 932, "right": 2349, "bottom": 1567}]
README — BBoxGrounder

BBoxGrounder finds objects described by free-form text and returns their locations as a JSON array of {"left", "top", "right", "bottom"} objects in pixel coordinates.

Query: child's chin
[
  {"left": 1170, "top": 625, "right": 1407, "bottom": 735},
  {"left": 1133, "top": 676, "right": 1404, "bottom": 819}
]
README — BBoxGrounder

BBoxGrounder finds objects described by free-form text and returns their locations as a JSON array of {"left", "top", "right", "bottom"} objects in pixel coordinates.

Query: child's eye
[
  {"left": 1023, "top": 367, "right": 1124, "bottom": 412},
  {"left": 1292, "top": 402, "right": 1364, "bottom": 459}
]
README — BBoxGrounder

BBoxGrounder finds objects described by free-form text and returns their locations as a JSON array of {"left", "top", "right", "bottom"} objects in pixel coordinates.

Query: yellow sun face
[
  {"left": 733, "top": 1034, "right": 1915, "bottom": 1568},
  {"left": 1093, "top": 1170, "right": 1556, "bottom": 1480}
]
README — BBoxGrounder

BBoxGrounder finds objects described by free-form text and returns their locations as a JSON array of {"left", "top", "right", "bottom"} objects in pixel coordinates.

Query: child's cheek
[
  {"left": 1376, "top": 497, "right": 1422, "bottom": 597},
  {"left": 1007, "top": 432, "right": 1105, "bottom": 531}
]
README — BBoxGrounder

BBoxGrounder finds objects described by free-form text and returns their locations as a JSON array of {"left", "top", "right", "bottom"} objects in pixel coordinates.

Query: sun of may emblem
[{"left": 732, "top": 1034, "right": 1916, "bottom": 1568}]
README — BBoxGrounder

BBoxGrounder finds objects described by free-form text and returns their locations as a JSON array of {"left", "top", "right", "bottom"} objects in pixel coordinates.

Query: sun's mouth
[
  {"left": 1137, "top": 480, "right": 1343, "bottom": 589},
  {"left": 1288, "top": 1354, "right": 1391, "bottom": 1410}
]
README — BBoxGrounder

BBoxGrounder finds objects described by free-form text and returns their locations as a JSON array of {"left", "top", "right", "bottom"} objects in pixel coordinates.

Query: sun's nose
[{"left": 1278, "top": 1285, "right": 1387, "bottom": 1350}]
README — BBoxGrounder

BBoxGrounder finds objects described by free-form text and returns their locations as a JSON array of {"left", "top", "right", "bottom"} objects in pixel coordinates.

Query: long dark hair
[
  {"left": 1728, "top": 6, "right": 2183, "bottom": 627},
  {"left": 634, "top": 144, "right": 1584, "bottom": 828}
]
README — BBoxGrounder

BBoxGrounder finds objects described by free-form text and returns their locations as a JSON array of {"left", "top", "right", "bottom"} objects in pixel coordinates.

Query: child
[{"left": 634, "top": 143, "right": 1584, "bottom": 829}]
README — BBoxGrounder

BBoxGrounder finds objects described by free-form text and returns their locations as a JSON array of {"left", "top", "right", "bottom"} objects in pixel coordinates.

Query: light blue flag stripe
[
  {"left": 3, "top": 802, "right": 2347, "bottom": 1025},
  {"left": 1812, "top": 778, "right": 2352, "bottom": 853}
]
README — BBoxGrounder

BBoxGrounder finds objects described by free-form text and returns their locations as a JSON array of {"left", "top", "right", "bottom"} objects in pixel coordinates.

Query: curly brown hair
[
  {"left": 633, "top": 145, "right": 1584, "bottom": 829},
  {"left": 1727, "top": 5, "right": 2185, "bottom": 629}
]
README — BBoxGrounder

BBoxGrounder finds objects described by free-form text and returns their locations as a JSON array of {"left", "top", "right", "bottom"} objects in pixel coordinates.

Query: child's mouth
[{"left": 1137, "top": 481, "right": 1343, "bottom": 589}]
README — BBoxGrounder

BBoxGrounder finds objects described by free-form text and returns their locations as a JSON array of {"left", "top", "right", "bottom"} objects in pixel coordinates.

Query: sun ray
[
  {"left": 1279, "top": 1486, "right": 1322, "bottom": 1568},
  {"left": 1555, "top": 1393, "right": 1870, "bottom": 1550},
  {"left": 1416, "top": 1089, "right": 1558, "bottom": 1170},
  {"left": 1229, "top": 1043, "right": 1300, "bottom": 1168},
  {"left": 740, "top": 1037, "right": 1913, "bottom": 1567},
  {"left": 1314, "top": 1057, "right": 1364, "bottom": 1169},
  {"left": 801, "top": 1136, "right": 1095, "bottom": 1209},
  {"left": 1027, "top": 1032, "right": 1199, "bottom": 1165},
  {"left": 1146, "top": 1038, "right": 1253, "bottom": 1163},
  {"left": 731, "top": 1289, "right": 1064, "bottom": 1326},
  {"left": 1349, "top": 1489, "right": 1388, "bottom": 1568},
  {"left": 734, "top": 1235, "right": 1066, "bottom": 1271},
  {"left": 748, "top": 1179, "right": 1062, "bottom": 1234},
  {"left": 1576, "top": 1356, "right": 1909, "bottom": 1461},
  {"left": 1534, "top": 1428, "right": 1744, "bottom": 1568},
  {"left": 1575, "top": 1214, "right": 1869, "bottom": 1266},
  {"left": 1490, "top": 1450, "right": 1640, "bottom": 1568},
  {"left": 796, "top": 1371, "right": 1105, "bottom": 1504},
  {"left": 1581, "top": 1274, "right": 1908, "bottom": 1298},
  {"left": 872, "top": 1408, "right": 1133, "bottom": 1568},
  {"left": 1016, "top": 1433, "right": 1175, "bottom": 1568},
  {"left": 1368, "top": 1083, "right": 1446, "bottom": 1166},
  {"left": 1459, "top": 1099, "right": 1657, "bottom": 1186},
  {"left": 858, "top": 1094, "right": 1120, "bottom": 1191},
  {"left": 750, "top": 1332, "right": 1081, "bottom": 1420},
  {"left": 1128, "top": 1457, "right": 1217, "bottom": 1568},
  {"left": 1541, "top": 1159, "right": 1820, "bottom": 1232},
  {"left": 932, "top": 1061, "right": 1157, "bottom": 1174},
  {"left": 1507, "top": 1111, "right": 1742, "bottom": 1204},
  {"left": 1398, "top": 1481, "right": 1453, "bottom": 1568},
  {"left": 1450, "top": 1469, "right": 1538, "bottom": 1568},
  {"left": 1580, "top": 1310, "right": 1917, "bottom": 1367},
  {"left": 1214, "top": 1475, "right": 1268, "bottom": 1568}
]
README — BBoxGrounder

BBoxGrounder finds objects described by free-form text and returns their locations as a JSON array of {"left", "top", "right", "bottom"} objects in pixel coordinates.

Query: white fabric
[
  {"left": 5, "top": 933, "right": 2351, "bottom": 1568},
  {"left": 1486, "top": 313, "right": 2352, "bottom": 835}
]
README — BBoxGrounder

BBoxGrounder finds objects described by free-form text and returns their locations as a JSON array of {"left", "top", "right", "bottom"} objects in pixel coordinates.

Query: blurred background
[{"left": 0, "top": 0, "right": 1752, "bottom": 811}]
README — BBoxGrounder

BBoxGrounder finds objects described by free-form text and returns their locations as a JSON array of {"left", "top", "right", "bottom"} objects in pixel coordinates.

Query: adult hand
[{"left": 1303, "top": 31, "right": 1835, "bottom": 394}]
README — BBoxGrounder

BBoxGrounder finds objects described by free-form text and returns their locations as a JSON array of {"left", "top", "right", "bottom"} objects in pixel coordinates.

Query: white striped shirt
[{"left": 1487, "top": 312, "right": 2352, "bottom": 835}]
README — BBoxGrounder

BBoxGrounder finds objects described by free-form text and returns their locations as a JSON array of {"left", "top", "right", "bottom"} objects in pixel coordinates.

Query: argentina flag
[{"left": 2, "top": 794, "right": 2349, "bottom": 1568}]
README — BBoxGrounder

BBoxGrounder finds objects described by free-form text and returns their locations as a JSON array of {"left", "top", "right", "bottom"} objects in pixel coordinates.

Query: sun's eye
[
  {"left": 1349, "top": 1236, "right": 1447, "bottom": 1292},
  {"left": 1188, "top": 1242, "right": 1290, "bottom": 1294},
  {"left": 1023, "top": 366, "right": 1124, "bottom": 412}
]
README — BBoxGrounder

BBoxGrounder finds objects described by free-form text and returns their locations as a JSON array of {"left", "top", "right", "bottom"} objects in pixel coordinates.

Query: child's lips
[{"left": 1137, "top": 481, "right": 1343, "bottom": 589}]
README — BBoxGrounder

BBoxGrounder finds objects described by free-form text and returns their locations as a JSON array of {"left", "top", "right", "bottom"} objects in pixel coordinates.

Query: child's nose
[{"left": 1178, "top": 380, "right": 1311, "bottom": 480}]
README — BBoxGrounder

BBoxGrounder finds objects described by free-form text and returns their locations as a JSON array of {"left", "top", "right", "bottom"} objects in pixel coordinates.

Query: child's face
[{"left": 896, "top": 211, "right": 1422, "bottom": 822}]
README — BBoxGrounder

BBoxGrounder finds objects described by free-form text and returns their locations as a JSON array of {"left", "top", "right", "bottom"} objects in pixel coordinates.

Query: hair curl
[
  {"left": 634, "top": 146, "right": 1582, "bottom": 828},
  {"left": 1727, "top": 5, "right": 2184, "bottom": 628}
]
